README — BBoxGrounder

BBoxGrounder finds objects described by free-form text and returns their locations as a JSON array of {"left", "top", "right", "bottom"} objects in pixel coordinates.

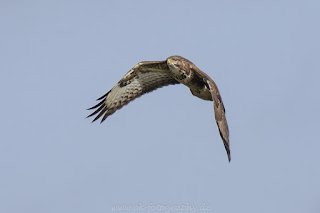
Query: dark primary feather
[{"left": 87, "top": 61, "right": 179, "bottom": 123}]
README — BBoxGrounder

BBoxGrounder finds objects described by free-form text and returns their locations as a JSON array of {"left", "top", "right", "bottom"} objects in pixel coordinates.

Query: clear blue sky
[{"left": 1, "top": 1, "right": 319, "bottom": 213}]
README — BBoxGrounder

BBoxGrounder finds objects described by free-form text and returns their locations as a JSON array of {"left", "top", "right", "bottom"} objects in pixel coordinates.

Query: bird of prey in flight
[{"left": 87, "top": 55, "right": 231, "bottom": 161}]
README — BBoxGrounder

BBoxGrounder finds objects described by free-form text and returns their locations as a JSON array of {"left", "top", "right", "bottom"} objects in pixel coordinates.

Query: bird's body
[{"left": 88, "top": 55, "right": 231, "bottom": 161}]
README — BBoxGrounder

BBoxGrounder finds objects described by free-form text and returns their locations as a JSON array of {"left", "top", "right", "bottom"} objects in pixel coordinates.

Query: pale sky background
[{"left": 1, "top": 1, "right": 320, "bottom": 213}]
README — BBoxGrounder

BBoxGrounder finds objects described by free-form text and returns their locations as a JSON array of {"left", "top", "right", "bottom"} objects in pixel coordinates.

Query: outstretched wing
[
  {"left": 194, "top": 69, "right": 231, "bottom": 162},
  {"left": 87, "top": 60, "right": 179, "bottom": 123}
]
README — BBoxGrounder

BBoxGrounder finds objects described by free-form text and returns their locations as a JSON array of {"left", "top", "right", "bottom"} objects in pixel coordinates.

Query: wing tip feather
[
  {"left": 87, "top": 90, "right": 112, "bottom": 122},
  {"left": 222, "top": 137, "right": 231, "bottom": 162},
  {"left": 97, "top": 90, "right": 111, "bottom": 100}
]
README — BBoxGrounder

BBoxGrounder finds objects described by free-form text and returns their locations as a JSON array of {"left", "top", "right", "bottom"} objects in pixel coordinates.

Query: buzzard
[{"left": 87, "top": 56, "right": 231, "bottom": 161}]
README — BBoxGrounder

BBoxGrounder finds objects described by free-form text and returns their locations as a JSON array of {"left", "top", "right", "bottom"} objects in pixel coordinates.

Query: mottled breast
[{"left": 167, "top": 59, "right": 193, "bottom": 85}]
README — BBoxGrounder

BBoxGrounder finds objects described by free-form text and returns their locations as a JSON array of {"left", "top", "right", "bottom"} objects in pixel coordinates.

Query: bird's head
[{"left": 167, "top": 55, "right": 186, "bottom": 70}]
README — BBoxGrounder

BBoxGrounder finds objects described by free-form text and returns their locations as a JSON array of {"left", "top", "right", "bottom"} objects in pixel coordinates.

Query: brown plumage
[{"left": 87, "top": 55, "right": 231, "bottom": 161}]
